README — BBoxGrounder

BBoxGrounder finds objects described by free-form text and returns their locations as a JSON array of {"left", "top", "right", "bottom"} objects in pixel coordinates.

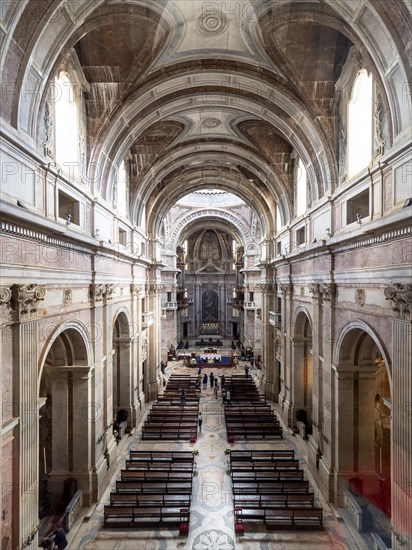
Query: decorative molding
[
  {"left": 168, "top": 209, "right": 253, "bottom": 250},
  {"left": 384, "top": 283, "right": 412, "bottom": 319},
  {"left": 63, "top": 289, "right": 72, "bottom": 305},
  {"left": 11, "top": 284, "right": 46, "bottom": 319},
  {"left": 146, "top": 282, "right": 165, "bottom": 294},
  {"left": 106, "top": 284, "right": 115, "bottom": 301},
  {"left": 279, "top": 283, "right": 293, "bottom": 296},
  {"left": 309, "top": 283, "right": 335, "bottom": 303},
  {"left": 374, "top": 94, "right": 386, "bottom": 157},
  {"left": 0, "top": 222, "right": 92, "bottom": 255},
  {"left": 90, "top": 284, "right": 115, "bottom": 305},
  {"left": 256, "top": 283, "right": 274, "bottom": 292},
  {"left": 201, "top": 117, "right": 221, "bottom": 128},
  {"left": 309, "top": 283, "right": 321, "bottom": 300},
  {"left": 0, "top": 287, "right": 12, "bottom": 305},
  {"left": 130, "top": 283, "right": 145, "bottom": 296},
  {"left": 355, "top": 288, "right": 365, "bottom": 307},
  {"left": 320, "top": 283, "right": 335, "bottom": 303},
  {"left": 42, "top": 102, "right": 53, "bottom": 158},
  {"left": 197, "top": 9, "right": 228, "bottom": 35}
]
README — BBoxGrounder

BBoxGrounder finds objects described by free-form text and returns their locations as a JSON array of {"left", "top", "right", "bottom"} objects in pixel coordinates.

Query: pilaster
[{"left": 384, "top": 283, "right": 412, "bottom": 549}]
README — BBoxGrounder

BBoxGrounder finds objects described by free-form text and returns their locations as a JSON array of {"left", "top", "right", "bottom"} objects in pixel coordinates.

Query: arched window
[
  {"left": 296, "top": 158, "right": 307, "bottom": 216},
  {"left": 347, "top": 70, "right": 373, "bottom": 178},
  {"left": 55, "top": 71, "right": 80, "bottom": 179},
  {"left": 116, "top": 160, "right": 127, "bottom": 218}
]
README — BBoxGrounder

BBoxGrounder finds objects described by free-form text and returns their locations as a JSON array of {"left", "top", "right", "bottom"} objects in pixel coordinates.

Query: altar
[{"left": 200, "top": 322, "right": 220, "bottom": 335}]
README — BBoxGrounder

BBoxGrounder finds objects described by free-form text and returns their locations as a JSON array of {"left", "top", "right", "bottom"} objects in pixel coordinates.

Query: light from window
[
  {"left": 117, "top": 160, "right": 127, "bottom": 217},
  {"left": 347, "top": 70, "right": 373, "bottom": 178},
  {"left": 276, "top": 205, "right": 283, "bottom": 229},
  {"left": 55, "top": 72, "right": 79, "bottom": 178},
  {"left": 296, "top": 159, "right": 307, "bottom": 216}
]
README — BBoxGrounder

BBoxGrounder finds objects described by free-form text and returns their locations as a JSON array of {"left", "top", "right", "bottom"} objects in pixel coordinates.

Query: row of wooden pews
[
  {"left": 224, "top": 376, "right": 283, "bottom": 439},
  {"left": 230, "top": 450, "right": 323, "bottom": 529},
  {"left": 104, "top": 450, "right": 194, "bottom": 530},
  {"left": 142, "top": 375, "right": 199, "bottom": 440}
]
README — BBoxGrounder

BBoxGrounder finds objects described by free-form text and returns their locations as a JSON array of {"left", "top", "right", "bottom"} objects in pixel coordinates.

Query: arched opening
[
  {"left": 54, "top": 71, "right": 80, "bottom": 179},
  {"left": 112, "top": 312, "right": 132, "bottom": 433},
  {"left": 38, "top": 328, "right": 91, "bottom": 518},
  {"left": 292, "top": 312, "right": 313, "bottom": 435},
  {"left": 347, "top": 69, "right": 373, "bottom": 178},
  {"left": 335, "top": 328, "right": 391, "bottom": 519}
]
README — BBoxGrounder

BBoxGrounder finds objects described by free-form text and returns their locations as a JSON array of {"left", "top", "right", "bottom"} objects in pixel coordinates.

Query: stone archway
[
  {"left": 112, "top": 311, "right": 133, "bottom": 430},
  {"left": 39, "top": 325, "right": 93, "bottom": 512},
  {"left": 291, "top": 311, "right": 313, "bottom": 430},
  {"left": 333, "top": 325, "right": 391, "bottom": 516}
]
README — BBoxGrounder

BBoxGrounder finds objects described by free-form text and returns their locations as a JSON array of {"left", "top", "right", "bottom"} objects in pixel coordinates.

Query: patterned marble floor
[{"left": 69, "top": 363, "right": 359, "bottom": 549}]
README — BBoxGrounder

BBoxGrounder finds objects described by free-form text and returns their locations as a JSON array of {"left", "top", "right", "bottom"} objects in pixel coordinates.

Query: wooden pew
[
  {"left": 234, "top": 492, "right": 315, "bottom": 508},
  {"left": 104, "top": 505, "right": 190, "bottom": 529},
  {"left": 141, "top": 427, "right": 197, "bottom": 440},
  {"left": 231, "top": 470, "right": 305, "bottom": 481},
  {"left": 110, "top": 492, "right": 191, "bottom": 507},
  {"left": 232, "top": 480, "right": 311, "bottom": 494},
  {"left": 121, "top": 470, "right": 192, "bottom": 482},
  {"left": 230, "top": 459, "right": 300, "bottom": 471},
  {"left": 128, "top": 450, "right": 193, "bottom": 462},
  {"left": 234, "top": 507, "right": 323, "bottom": 529},
  {"left": 230, "top": 450, "right": 295, "bottom": 461},
  {"left": 125, "top": 460, "right": 193, "bottom": 472},
  {"left": 115, "top": 480, "right": 192, "bottom": 494},
  {"left": 225, "top": 426, "right": 283, "bottom": 439}
]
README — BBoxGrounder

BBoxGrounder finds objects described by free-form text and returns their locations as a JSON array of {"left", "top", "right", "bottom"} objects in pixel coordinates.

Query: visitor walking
[
  {"left": 210, "top": 372, "right": 214, "bottom": 387},
  {"left": 198, "top": 412, "right": 203, "bottom": 432},
  {"left": 203, "top": 373, "right": 208, "bottom": 388},
  {"left": 180, "top": 389, "right": 186, "bottom": 406},
  {"left": 226, "top": 389, "right": 231, "bottom": 406}
]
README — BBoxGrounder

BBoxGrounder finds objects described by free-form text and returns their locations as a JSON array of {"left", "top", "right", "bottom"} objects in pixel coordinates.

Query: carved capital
[
  {"left": 130, "top": 283, "right": 145, "bottom": 296},
  {"left": 279, "top": 283, "right": 292, "bottom": 296},
  {"left": 309, "top": 283, "right": 321, "bottom": 299},
  {"left": 309, "top": 283, "right": 335, "bottom": 303},
  {"left": 0, "top": 287, "right": 12, "bottom": 305},
  {"left": 256, "top": 283, "right": 274, "bottom": 293},
  {"left": 106, "top": 284, "right": 115, "bottom": 301},
  {"left": 320, "top": 283, "right": 335, "bottom": 303},
  {"left": 11, "top": 284, "right": 46, "bottom": 319},
  {"left": 90, "top": 284, "right": 115, "bottom": 305},
  {"left": 146, "top": 282, "right": 165, "bottom": 294},
  {"left": 384, "top": 284, "right": 412, "bottom": 319}
]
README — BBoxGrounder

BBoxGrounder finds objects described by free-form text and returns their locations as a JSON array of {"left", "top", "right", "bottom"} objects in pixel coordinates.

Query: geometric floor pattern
[{"left": 69, "top": 362, "right": 359, "bottom": 549}]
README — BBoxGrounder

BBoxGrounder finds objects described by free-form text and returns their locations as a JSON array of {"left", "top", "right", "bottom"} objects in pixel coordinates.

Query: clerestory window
[
  {"left": 54, "top": 71, "right": 80, "bottom": 180},
  {"left": 347, "top": 69, "right": 373, "bottom": 178}
]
